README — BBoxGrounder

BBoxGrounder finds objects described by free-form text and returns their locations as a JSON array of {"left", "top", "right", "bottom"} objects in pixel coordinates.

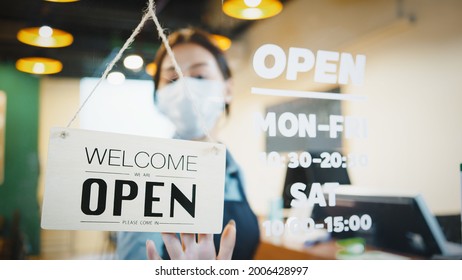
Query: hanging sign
[{"left": 41, "top": 127, "right": 226, "bottom": 233}]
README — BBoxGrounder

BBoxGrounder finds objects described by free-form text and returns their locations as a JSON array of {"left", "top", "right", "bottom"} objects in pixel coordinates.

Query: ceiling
[{"left": 0, "top": 0, "right": 259, "bottom": 79}]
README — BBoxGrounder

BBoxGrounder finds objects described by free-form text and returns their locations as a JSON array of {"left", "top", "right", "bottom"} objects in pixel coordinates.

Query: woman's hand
[{"left": 146, "top": 220, "right": 236, "bottom": 260}]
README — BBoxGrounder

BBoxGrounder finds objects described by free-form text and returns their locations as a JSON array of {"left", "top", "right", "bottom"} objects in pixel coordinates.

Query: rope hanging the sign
[{"left": 66, "top": 0, "right": 216, "bottom": 142}]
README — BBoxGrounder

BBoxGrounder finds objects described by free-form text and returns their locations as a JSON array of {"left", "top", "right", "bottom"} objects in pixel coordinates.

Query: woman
[{"left": 116, "top": 28, "right": 260, "bottom": 260}]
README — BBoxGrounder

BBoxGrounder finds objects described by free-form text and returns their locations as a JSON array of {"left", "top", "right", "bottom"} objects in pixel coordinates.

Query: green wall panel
[{"left": 0, "top": 63, "right": 40, "bottom": 257}]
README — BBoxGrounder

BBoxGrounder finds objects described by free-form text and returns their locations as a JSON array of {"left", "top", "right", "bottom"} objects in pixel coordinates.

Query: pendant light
[
  {"left": 16, "top": 57, "right": 63, "bottom": 75},
  {"left": 211, "top": 34, "right": 232, "bottom": 51},
  {"left": 44, "top": 0, "right": 80, "bottom": 2},
  {"left": 223, "top": 0, "right": 283, "bottom": 20},
  {"left": 17, "top": 26, "right": 73, "bottom": 48},
  {"left": 123, "top": 55, "right": 144, "bottom": 70},
  {"left": 145, "top": 62, "right": 157, "bottom": 77}
]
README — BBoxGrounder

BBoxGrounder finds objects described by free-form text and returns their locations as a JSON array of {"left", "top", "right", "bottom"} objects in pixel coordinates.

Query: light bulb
[
  {"left": 39, "top": 26, "right": 53, "bottom": 38},
  {"left": 244, "top": 0, "right": 262, "bottom": 7},
  {"left": 107, "top": 72, "right": 125, "bottom": 85},
  {"left": 123, "top": 55, "right": 144, "bottom": 70},
  {"left": 32, "top": 63, "right": 46, "bottom": 74}
]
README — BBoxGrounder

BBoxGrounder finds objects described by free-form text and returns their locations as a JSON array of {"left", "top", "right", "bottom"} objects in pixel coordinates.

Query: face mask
[{"left": 156, "top": 77, "right": 226, "bottom": 140}]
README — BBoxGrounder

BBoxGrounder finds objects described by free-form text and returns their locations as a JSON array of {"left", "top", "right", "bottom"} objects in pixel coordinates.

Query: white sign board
[{"left": 41, "top": 127, "right": 226, "bottom": 233}]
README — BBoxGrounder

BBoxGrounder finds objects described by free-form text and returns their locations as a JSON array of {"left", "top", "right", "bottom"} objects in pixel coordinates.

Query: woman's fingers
[
  {"left": 197, "top": 233, "right": 214, "bottom": 245},
  {"left": 197, "top": 233, "right": 217, "bottom": 260},
  {"left": 146, "top": 239, "right": 162, "bottom": 260},
  {"left": 217, "top": 219, "right": 236, "bottom": 260},
  {"left": 180, "top": 233, "right": 196, "bottom": 250},
  {"left": 150, "top": 221, "right": 237, "bottom": 260},
  {"left": 162, "top": 233, "right": 185, "bottom": 260},
  {"left": 180, "top": 233, "right": 197, "bottom": 258}
]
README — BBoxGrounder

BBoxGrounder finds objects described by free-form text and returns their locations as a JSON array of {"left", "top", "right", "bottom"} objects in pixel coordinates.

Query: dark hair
[{"left": 152, "top": 28, "right": 232, "bottom": 114}]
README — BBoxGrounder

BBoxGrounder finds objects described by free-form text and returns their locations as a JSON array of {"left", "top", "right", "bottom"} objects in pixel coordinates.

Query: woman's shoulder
[{"left": 225, "top": 149, "right": 241, "bottom": 174}]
